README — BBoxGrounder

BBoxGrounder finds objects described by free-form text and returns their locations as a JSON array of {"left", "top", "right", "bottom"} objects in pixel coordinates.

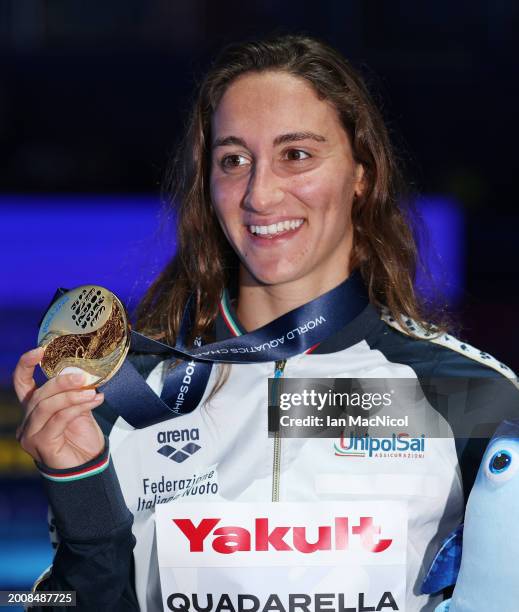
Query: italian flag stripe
[
  {"left": 219, "top": 291, "right": 321, "bottom": 353},
  {"left": 40, "top": 455, "right": 110, "bottom": 482},
  {"left": 219, "top": 292, "right": 242, "bottom": 337}
]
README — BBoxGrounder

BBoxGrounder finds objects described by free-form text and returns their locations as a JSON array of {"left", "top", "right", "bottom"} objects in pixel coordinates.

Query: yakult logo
[
  {"left": 172, "top": 516, "right": 392, "bottom": 555},
  {"left": 156, "top": 502, "right": 406, "bottom": 569}
]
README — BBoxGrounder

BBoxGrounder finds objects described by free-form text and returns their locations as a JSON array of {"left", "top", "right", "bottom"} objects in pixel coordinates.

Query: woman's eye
[
  {"left": 284, "top": 149, "right": 311, "bottom": 161},
  {"left": 221, "top": 154, "right": 250, "bottom": 170}
]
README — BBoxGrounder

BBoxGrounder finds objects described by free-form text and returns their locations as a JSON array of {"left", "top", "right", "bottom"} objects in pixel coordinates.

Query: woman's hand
[{"left": 13, "top": 347, "right": 105, "bottom": 469}]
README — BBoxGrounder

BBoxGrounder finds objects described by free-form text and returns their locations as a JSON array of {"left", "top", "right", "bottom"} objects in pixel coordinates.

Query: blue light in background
[
  {"left": 0, "top": 480, "right": 53, "bottom": 596},
  {"left": 0, "top": 539, "right": 52, "bottom": 586},
  {"left": 414, "top": 196, "right": 465, "bottom": 304},
  {"left": 1, "top": 195, "right": 176, "bottom": 308}
]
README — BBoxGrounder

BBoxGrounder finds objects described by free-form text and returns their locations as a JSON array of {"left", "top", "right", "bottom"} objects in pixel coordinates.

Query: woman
[{"left": 14, "top": 35, "right": 518, "bottom": 611}]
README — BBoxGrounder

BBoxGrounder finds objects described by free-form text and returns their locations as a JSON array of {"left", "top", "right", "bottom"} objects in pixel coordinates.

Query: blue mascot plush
[{"left": 421, "top": 420, "right": 519, "bottom": 611}]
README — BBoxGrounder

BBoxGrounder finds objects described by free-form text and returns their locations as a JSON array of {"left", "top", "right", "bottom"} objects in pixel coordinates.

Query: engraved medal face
[{"left": 38, "top": 286, "right": 130, "bottom": 387}]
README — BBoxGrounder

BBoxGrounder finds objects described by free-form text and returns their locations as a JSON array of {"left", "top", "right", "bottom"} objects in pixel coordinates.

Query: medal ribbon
[
  {"left": 102, "top": 272, "right": 368, "bottom": 427},
  {"left": 52, "top": 272, "right": 369, "bottom": 428}
]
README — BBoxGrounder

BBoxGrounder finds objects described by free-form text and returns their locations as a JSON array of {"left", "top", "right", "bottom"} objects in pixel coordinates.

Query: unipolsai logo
[
  {"left": 157, "top": 428, "right": 201, "bottom": 463},
  {"left": 335, "top": 432, "right": 425, "bottom": 459}
]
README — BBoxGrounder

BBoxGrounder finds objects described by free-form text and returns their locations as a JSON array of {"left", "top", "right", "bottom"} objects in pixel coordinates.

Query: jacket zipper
[{"left": 272, "top": 359, "right": 286, "bottom": 502}]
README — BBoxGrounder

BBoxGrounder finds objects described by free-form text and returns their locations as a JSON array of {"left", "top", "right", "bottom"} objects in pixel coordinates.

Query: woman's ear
[{"left": 353, "top": 163, "right": 365, "bottom": 198}]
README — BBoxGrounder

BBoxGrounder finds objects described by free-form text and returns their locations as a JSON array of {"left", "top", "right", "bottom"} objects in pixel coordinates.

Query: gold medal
[{"left": 37, "top": 286, "right": 131, "bottom": 387}]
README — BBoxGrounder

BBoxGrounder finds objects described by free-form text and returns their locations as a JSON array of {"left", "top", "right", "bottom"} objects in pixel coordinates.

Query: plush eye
[
  {"left": 489, "top": 450, "right": 512, "bottom": 474},
  {"left": 484, "top": 442, "right": 519, "bottom": 483}
]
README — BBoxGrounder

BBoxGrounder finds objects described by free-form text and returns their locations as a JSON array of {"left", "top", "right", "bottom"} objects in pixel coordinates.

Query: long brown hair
[{"left": 136, "top": 34, "right": 439, "bottom": 343}]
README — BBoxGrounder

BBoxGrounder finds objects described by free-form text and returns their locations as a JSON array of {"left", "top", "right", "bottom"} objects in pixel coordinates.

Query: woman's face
[{"left": 210, "top": 71, "right": 364, "bottom": 292}]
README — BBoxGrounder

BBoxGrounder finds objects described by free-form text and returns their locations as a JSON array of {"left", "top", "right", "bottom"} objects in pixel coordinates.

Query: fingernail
[
  {"left": 79, "top": 389, "right": 96, "bottom": 399},
  {"left": 71, "top": 373, "right": 86, "bottom": 384}
]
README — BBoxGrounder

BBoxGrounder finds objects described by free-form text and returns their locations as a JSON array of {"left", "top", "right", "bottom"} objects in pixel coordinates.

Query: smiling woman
[
  {"left": 136, "top": 35, "right": 420, "bottom": 345},
  {"left": 210, "top": 72, "right": 364, "bottom": 328},
  {"left": 13, "top": 35, "right": 519, "bottom": 612}
]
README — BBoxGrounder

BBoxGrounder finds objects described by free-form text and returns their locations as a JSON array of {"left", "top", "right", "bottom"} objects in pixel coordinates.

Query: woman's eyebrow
[
  {"left": 212, "top": 136, "right": 247, "bottom": 149},
  {"left": 212, "top": 131, "right": 327, "bottom": 149},
  {"left": 273, "top": 131, "right": 327, "bottom": 146}
]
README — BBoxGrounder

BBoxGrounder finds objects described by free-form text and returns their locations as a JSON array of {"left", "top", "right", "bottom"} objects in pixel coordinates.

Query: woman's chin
[{"left": 242, "top": 263, "right": 307, "bottom": 288}]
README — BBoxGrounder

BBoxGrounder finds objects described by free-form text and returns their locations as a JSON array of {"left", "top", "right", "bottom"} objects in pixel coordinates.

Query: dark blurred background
[{"left": 0, "top": 0, "right": 518, "bottom": 595}]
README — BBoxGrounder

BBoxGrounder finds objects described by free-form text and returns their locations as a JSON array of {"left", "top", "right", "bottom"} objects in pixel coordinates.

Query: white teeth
[{"left": 248, "top": 219, "right": 304, "bottom": 236}]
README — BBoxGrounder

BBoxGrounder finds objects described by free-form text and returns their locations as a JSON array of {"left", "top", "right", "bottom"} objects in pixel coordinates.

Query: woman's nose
[{"left": 243, "top": 162, "right": 284, "bottom": 213}]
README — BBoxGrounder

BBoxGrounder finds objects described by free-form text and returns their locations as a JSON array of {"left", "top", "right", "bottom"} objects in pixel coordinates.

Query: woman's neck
[{"left": 236, "top": 267, "right": 350, "bottom": 331}]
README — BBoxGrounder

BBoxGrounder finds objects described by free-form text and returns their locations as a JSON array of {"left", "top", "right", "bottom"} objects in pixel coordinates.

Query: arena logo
[
  {"left": 157, "top": 428, "right": 201, "bottom": 463},
  {"left": 172, "top": 516, "right": 392, "bottom": 554},
  {"left": 335, "top": 432, "right": 425, "bottom": 458}
]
